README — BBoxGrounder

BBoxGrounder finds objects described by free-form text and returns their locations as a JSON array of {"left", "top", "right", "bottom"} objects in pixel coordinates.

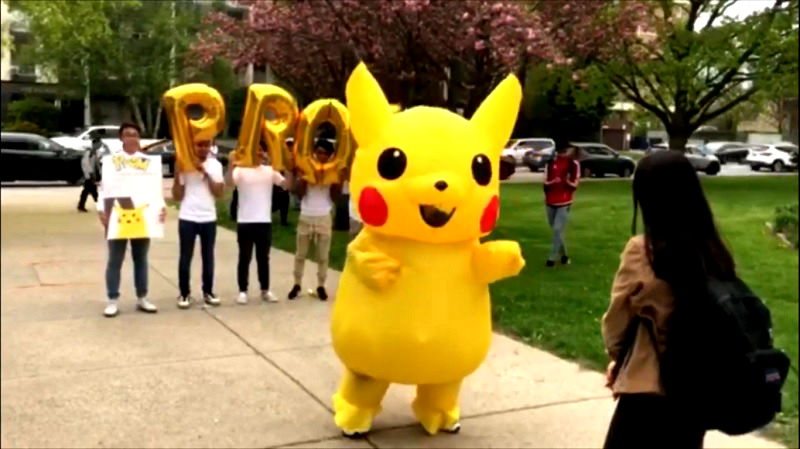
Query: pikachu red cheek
[
  {"left": 480, "top": 195, "right": 499, "bottom": 233},
  {"left": 359, "top": 186, "right": 388, "bottom": 227}
]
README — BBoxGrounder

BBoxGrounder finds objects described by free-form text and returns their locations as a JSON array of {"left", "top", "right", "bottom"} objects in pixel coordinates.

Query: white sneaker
[
  {"left": 262, "top": 290, "right": 279, "bottom": 303},
  {"left": 204, "top": 292, "right": 221, "bottom": 306},
  {"left": 136, "top": 297, "right": 158, "bottom": 313},
  {"left": 236, "top": 292, "right": 248, "bottom": 305},
  {"left": 177, "top": 295, "right": 192, "bottom": 309},
  {"left": 104, "top": 301, "right": 119, "bottom": 318}
]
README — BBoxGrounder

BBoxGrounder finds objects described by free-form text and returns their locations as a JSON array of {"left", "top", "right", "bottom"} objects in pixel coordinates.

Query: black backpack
[{"left": 648, "top": 277, "right": 790, "bottom": 435}]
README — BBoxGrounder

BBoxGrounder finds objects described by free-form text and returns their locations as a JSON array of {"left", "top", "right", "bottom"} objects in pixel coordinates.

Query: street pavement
[{"left": 0, "top": 185, "right": 784, "bottom": 448}]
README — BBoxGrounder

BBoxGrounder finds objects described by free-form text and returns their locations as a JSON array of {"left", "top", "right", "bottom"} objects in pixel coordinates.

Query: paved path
[{"left": 0, "top": 186, "right": 783, "bottom": 448}]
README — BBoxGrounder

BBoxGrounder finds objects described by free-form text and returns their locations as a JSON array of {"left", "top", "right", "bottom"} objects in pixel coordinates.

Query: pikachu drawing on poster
[
  {"left": 330, "top": 63, "right": 526, "bottom": 437},
  {"left": 112, "top": 203, "right": 149, "bottom": 239}
]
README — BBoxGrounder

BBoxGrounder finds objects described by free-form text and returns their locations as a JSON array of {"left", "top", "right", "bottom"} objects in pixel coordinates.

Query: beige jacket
[{"left": 602, "top": 235, "right": 675, "bottom": 395}]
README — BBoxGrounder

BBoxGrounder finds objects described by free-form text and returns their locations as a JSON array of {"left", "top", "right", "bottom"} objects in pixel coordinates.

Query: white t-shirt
[
  {"left": 233, "top": 165, "right": 285, "bottom": 223},
  {"left": 178, "top": 157, "right": 224, "bottom": 222},
  {"left": 301, "top": 184, "right": 333, "bottom": 217},
  {"left": 343, "top": 181, "right": 360, "bottom": 222}
]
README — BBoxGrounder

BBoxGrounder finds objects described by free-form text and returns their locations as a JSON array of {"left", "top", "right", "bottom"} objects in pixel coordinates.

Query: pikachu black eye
[
  {"left": 471, "top": 154, "right": 492, "bottom": 186},
  {"left": 378, "top": 147, "right": 407, "bottom": 180}
]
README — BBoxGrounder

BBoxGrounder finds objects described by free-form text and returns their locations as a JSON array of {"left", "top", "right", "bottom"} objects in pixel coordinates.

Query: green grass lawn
[{"left": 213, "top": 176, "right": 798, "bottom": 446}]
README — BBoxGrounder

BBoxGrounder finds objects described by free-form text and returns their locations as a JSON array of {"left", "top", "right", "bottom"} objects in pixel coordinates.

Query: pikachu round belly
[{"left": 331, "top": 235, "right": 491, "bottom": 385}]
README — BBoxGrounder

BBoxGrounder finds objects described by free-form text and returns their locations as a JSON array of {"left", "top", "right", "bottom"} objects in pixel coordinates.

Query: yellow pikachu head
[
  {"left": 113, "top": 203, "right": 149, "bottom": 239},
  {"left": 346, "top": 63, "right": 521, "bottom": 243}
]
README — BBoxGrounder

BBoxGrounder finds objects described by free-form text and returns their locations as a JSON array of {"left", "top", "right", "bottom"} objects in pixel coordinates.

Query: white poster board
[{"left": 101, "top": 154, "right": 164, "bottom": 240}]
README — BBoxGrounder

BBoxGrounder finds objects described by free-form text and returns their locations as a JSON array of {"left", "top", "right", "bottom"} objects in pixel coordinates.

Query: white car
[
  {"left": 501, "top": 138, "right": 555, "bottom": 167},
  {"left": 745, "top": 143, "right": 798, "bottom": 172},
  {"left": 650, "top": 143, "right": 721, "bottom": 175},
  {"left": 51, "top": 125, "right": 160, "bottom": 153}
]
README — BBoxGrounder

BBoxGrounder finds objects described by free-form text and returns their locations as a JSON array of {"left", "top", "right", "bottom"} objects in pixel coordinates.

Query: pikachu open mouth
[{"left": 419, "top": 205, "right": 456, "bottom": 228}]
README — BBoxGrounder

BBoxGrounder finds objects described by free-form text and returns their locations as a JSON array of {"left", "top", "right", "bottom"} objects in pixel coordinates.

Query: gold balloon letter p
[{"left": 162, "top": 83, "right": 226, "bottom": 172}]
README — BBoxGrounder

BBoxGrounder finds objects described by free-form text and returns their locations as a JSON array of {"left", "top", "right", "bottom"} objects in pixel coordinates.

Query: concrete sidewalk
[{"left": 1, "top": 186, "right": 782, "bottom": 448}]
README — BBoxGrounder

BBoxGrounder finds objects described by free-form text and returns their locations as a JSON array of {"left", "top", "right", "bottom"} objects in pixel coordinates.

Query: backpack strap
[
  {"left": 612, "top": 315, "right": 643, "bottom": 379},
  {"left": 641, "top": 318, "right": 663, "bottom": 366}
]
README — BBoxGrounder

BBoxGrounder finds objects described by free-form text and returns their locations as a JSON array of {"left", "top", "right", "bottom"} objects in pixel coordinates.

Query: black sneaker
[
  {"left": 288, "top": 284, "right": 301, "bottom": 300},
  {"left": 77, "top": 206, "right": 88, "bottom": 213},
  {"left": 561, "top": 256, "right": 571, "bottom": 265},
  {"left": 545, "top": 260, "right": 556, "bottom": 267},
  {"left": 317, "top": 286, "right": 328, "bottom": 301}
]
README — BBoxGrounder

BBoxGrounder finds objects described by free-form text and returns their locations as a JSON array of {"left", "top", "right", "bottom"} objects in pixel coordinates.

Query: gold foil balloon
[
  {"left": 235, "top": 84, "right": 298, "bottom": 170},
  {"left": 293, "top": 99, "right": 352, "bottom": 185},
  {"left": 162, "top": 83, "right": 226, "bottom": 172}
]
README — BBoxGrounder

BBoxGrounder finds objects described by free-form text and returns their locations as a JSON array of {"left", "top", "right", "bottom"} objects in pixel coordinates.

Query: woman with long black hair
[{"left": 602, "top": 150, "right": 737, "bottom": 448}]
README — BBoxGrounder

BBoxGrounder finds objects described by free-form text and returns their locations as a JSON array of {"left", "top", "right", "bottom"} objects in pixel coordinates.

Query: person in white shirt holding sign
[
  {"left": 97, "top": 122, "right": 166, "bottom": 317},
  {"left": 171, "top": 139, "right": 225, "bottom": 309},
  {"left": 227, "top": 142, "right": 292, "bottom": 304}
]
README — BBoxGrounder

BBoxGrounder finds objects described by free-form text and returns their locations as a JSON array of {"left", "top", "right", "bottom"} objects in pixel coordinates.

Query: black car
[
  {"left": 1, "top": 132, "right": 84, "bottom": 184},
  {"left": 142, "top": 140, "right": 229, "bottom": 177},
  {"left": 573, "top": 143, "right": 636, "bottom": 178}
]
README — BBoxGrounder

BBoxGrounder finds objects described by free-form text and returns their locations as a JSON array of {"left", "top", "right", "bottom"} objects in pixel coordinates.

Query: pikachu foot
[
  {"left": 332, "top": 393, "right": 378, "bottom": 437},
  {"left": 412, "top": 400, "right": 461, "bottom": 436}
]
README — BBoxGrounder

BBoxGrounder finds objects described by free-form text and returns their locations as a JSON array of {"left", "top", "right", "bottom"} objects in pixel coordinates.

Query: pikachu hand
[
  {"left": 347, "top": 246, "right": 401, "bottom": 290},
  {"left": 472, "top": 240, "right": 525, "bottom": 284}
]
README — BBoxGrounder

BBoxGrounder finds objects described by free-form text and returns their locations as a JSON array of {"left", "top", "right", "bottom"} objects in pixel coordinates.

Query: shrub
[
  {"left": 6, "top": 98, "right": 60, "bottom": 133},
  {"left": 774, "top": 204, "right": 798, "bottom": 249},
  {"left": 3, "top": 120, "right": 47, "bottom": 136}
]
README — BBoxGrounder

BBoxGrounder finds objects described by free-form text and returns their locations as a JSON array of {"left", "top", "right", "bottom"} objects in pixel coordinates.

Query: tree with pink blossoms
[{"left": 192, "top": 1, "right": 564, "bottom": 114}]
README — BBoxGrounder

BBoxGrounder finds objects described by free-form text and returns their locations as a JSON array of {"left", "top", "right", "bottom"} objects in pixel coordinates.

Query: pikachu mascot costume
[{"left": 330, "top": 63, "right": 526, "bottom": 437}]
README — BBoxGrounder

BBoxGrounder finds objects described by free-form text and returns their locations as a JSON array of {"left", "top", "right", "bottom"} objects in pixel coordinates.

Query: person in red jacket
[{"left": 543, "top": 141, "right": 581, "bottom": 267}]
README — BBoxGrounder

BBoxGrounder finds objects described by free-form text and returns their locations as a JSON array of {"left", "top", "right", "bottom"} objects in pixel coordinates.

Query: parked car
[
  {"left": 650, "top": 143, "right": 721, "bottom": 175},
  {"left": 1, "top": 132, "right": 84, "bottom": 184},
  {"left": 745, "top": 143, "right": 798, "bottom": 172},
  {"left": 703, "top": 141, "right": 749, "bottom": 164},
  {"left": 573, "top": 143, "right": 636, "bottom": 178},
  {"left": 142, "top": 140, "right": 230, "bottom": 178},
  {"left": 52, "top": 125, "right": 160, "bottom": 153},
  {"left": 502, "top": 138, "right": 555, "bottom": 169}
]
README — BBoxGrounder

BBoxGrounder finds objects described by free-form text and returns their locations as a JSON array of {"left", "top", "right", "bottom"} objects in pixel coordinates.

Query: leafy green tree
[
  {"left": 16, "top": 0, "right": 202, "bottom": 136},
  {"left": 517, "top": 64, "right": 616, "bottom": 141},
  {"left": 575, "top": 0, "right": 799, "bottom": 149}
]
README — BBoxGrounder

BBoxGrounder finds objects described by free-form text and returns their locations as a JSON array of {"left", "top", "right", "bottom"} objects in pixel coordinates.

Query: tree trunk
[
  {"left": 668, "top": 134, "right": 689, "bottom": 151},
  {"left": 145, "top": 99, "right": 153, "bottom": 137},
  {"left": 83, "top": 62, "right": 92, "bottom": 127},
  {"left": 153, "top": 104, "right": 163, "bottom": 139},
  {"left": 130, "top": 97, "right": 146, "bottom": 134}
]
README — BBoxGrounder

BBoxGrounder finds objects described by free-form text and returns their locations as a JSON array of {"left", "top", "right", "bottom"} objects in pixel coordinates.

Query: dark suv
[{"left": 1, "top": 132, "right": 84, "bottom": 184}]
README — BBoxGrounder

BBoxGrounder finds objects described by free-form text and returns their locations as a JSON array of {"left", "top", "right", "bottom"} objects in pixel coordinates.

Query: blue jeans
[
  {"left": 106, "top": 238, "right": 150, "bottom": 300},
  {"left": 546, "top": 205, "right": 570, "bottom": 261},
  {"left": 178, "top": 219, "right": 217, "bottom": 297}
]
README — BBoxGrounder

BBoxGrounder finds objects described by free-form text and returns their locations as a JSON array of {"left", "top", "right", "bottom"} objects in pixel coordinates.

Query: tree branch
[
  {"left": 703, "top": 0, "right": 736, "bottom": 30},
  {"left": 609, "top": 72, "right": 671, "bottom": 127},
  {"left": 686, "top": 0, "right": 704, "bottom": 32},
  {"left": 695, "top": 87, "right": 758, "bottom": 125}
]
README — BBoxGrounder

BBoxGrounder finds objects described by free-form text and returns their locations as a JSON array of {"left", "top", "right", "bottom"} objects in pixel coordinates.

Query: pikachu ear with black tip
[
  {"left": 470, "top": 74, "right": 522, "bottom": 155},
  {"left": 346, "top": 62, "right": 392, "bottom": 148}
]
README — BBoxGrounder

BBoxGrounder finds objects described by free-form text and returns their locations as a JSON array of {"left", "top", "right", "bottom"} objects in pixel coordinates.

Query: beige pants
[{"left": 294, "top": 214, "right": 332, "bottom": 286}]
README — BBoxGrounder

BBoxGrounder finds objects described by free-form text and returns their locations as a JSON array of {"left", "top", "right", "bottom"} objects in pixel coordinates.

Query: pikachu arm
[
  {"left": 346, "top": 234, "right": 401, "bottom": 291},
  {"left": 472, "top": 240, "right": 526, "bottom": 285}
]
